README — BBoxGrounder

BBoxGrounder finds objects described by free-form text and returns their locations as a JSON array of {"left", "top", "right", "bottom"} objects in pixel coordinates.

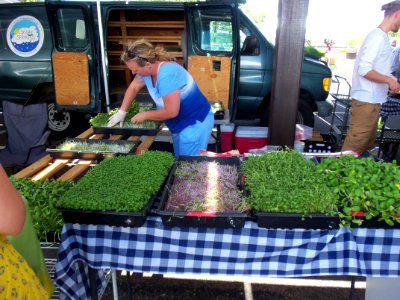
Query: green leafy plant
[
  {"left": 89, "top": 102, "right": 160, "bottom": 129},
  {"left": 58, "top": 151, "right": 174, "bottom": 212},
  {"left": 10, "top": 177, "right": 74, "bottom": 242},
  {"left": 304, "top": 46, "right": 325, "bottom": 60},
  {"left": 304, "top": 40, "right": 325, "bottom": 60},
  {"left": 243, "top": 149, "right": 337, "bottom": 215},
  {"left": 316, "top": 156, "right": 400, "bottom": 227}
]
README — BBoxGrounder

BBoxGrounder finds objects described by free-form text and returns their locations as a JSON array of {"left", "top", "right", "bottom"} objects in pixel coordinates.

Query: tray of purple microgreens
[{"left": 156, "top": 155, "right": 251, "bottom": 228}]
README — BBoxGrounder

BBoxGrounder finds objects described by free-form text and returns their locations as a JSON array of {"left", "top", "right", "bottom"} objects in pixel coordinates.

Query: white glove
[{"left": 107, "top": 109, "right": 127, "bottom": 127}]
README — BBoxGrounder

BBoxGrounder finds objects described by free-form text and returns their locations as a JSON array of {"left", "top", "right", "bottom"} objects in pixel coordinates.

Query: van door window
[
  {"left": 191, "top": 8, "right": 233, "bottom": 53},
  {"left": 240, "top": 23, "right": 260, "bottom": 56},
  {"left": 56, "top": 8, "right": 87, "bottom": 50}
]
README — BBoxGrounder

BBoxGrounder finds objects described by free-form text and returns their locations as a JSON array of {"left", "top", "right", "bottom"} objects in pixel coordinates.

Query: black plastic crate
[
  {"left": 46, "top": 138, "right": 139, "bottom": 160},
  {"left": 304, "top": 134, "right": 337, "bottom": 153},
  {"left": 156, "top": 156, "right": 249, "bottom": 228}
]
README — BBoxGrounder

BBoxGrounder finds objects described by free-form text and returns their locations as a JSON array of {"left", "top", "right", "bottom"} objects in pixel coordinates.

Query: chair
[
  {"left": 0, "top": 101, "right": 51, "bottom": 171},
  {"left": 377, "top": 96, "right": 400, "bottom": 159}
]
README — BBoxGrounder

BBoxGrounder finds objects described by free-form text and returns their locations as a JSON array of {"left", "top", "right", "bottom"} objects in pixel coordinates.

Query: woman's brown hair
[{"left": 121, "top": 38, "right": 175, "bottom": 66}]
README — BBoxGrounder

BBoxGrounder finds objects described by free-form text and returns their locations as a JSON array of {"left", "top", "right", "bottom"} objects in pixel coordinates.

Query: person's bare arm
[
  {"left": 364, "top": 70, "right": 400, "bottom": 92},
  {"left": 0, "top": 165, "right": 25, "bottom": 235}
]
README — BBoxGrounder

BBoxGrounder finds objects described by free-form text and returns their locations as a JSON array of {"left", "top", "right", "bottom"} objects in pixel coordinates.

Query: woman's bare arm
[{"left": 0, "top": 165, "right": 25, "bottom": 236}]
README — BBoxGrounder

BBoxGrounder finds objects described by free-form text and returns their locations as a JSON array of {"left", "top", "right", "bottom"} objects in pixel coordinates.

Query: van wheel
[
  {"left": 47, "top": 103, "right": 71, "bottom": 133},
  {"left": 297, "top": 101, "right": 315, "bottom": 127},
  {"left": 46, "top": 102, "right": 90, "bottom": 138}
]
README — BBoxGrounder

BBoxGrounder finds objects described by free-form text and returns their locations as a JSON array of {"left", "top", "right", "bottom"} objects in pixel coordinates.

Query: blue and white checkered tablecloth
[{"left": 54, "top": 216, "right": 400, "bottom": 299}]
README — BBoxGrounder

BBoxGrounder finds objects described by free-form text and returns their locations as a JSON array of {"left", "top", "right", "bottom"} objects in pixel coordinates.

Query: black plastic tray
[
  {"left": 46, "top": 138, "right": 139, "bottom": 160},
  {"left": 348, "top": 216, "right": 400, "bottom": 229},
  {"left": 253, "top": 211, "right": 340, "bottom": 230},
  {"left": 58, "top": 192, "right": 158, "bottom": 227},
  {"left": 58, "top": 208, "right": 149, "bottom": 227},
  {"left": 92, "top": 125, "right": 160, "bottom": 136},
  {"left": 156, "top": 156, "right": 249, "bottom": 228}
]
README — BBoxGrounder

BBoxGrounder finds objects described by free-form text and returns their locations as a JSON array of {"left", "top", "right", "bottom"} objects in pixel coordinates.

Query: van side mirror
[{"left": 241, "top": 35, "right": 260, "bottom": 56}]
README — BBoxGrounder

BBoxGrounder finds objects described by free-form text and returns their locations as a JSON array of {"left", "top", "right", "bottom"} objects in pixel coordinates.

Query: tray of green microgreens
[
  {"left": 57, "top": 151, "right": 174, "bottom": 227},
  {"left": 89, "top": 102, "right": 161, "bottom": 136},
  {"left": 46, "top": 138, "right": 140, "bottom": 160},
  {"left": 156, "top": 155, "right": 250, "bottom": 228},
  {"left": 242, "top": 149, "right": 339, "bottom": 230},
  {"left": 315, "top": 155, "right": 400, "bottom": 229}
]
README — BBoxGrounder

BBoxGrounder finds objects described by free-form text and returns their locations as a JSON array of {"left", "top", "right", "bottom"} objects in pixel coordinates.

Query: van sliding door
[
  {"left": 46, "top": 2, "right": 97, "bottom": 112},
  {"left": 184, "top": 2, "right": 239, "bottom": 118}
]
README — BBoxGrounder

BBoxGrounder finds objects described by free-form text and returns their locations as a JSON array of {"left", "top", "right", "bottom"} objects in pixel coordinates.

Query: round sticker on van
[{"left": 7, "top": 15, "right": 44, "bottom": 57}]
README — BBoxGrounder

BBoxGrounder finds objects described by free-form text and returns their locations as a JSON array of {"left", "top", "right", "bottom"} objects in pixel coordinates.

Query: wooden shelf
[
  {"left": 108, "top": 21, "right": 184, "bottom": 28},
  {"left": 108, "top": 65, "right": 127, "bottom": 71},
  {"left": 106, "top": 10, "right": 184, "bottom": 87},
  {"left": 107, "top": 50, "right": 183, "bottom": 58},
  {"left": 14, "top": 127, "right": 159, "bottom": 181},
  {"left": 108, "top": 35, "right": 182, "bottom": 45}
]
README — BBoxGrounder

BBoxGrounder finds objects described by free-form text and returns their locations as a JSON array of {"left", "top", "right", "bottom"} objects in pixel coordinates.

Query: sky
[{"left": 244, "top": 0, "right": 390, "bottom": 46}]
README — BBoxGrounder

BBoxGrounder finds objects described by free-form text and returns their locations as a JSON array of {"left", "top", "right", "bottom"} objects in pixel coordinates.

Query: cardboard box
[
  {"left": 310, "top": 131, "right": 324, "bottom": 142},
  {"left": 235, "top": 126, "right": 269, "bottom": 154}
]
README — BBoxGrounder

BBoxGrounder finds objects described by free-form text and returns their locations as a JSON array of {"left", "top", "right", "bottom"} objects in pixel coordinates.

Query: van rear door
[
  {"left": 46, "top": 2, "right": 98, "bottom": 112},
  {"left": 184, "top": 2, "right": 239, "bottom": 119}
]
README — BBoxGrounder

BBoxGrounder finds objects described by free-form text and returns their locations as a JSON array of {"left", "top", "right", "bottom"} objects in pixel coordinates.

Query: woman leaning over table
[
  {"left": 0, "top": 165, "right": 49, "bottom": 299},
  {"left": 108, "top": 39, "right": 214, "bottom": 156}
]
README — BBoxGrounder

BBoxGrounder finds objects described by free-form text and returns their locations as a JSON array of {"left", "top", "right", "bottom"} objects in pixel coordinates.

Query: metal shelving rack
[{"left": 329, "top": 75, "right": 352, "bottom": 145}]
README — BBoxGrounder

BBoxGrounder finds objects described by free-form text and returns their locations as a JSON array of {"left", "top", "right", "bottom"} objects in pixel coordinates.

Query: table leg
[
  {"left": 89, "top": 266, "right": 98, "bottom": 300},
  {"left": 127, "top": 271, "right": 132, "bottom": 300},
  {"left": 111, "top": 270, "right": 119, "bottom": 300},
  {"left": 349, "top": 276, "right": 355, "bottom": 300}
]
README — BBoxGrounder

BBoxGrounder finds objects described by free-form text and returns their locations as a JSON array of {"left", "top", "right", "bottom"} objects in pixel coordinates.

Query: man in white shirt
[{"left": 342, "top": 1, "right": 400, "bottom": 154}]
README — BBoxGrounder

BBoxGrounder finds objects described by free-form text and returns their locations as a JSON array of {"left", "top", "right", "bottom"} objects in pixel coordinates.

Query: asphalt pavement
[{"left": 101, "top": 272, "right": 366, "bottom": 300}]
